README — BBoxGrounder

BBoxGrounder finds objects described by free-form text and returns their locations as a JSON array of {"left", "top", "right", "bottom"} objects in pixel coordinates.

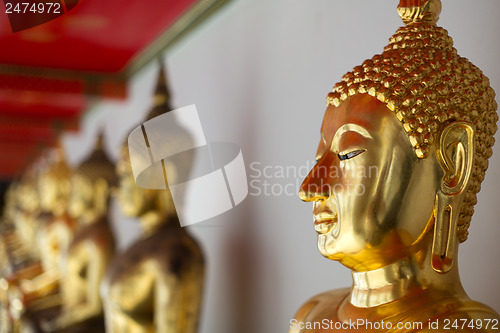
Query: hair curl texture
[{"left": 326, "top": 21, "right": 498, "bottom": 242}]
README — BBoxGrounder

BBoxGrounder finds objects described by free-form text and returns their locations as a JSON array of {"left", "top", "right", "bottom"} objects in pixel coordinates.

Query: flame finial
[
  {"left": 397, "top": 0, "right": 442, "bottom": 25},
  {"left": 146, "top": 60, "right": 173, "bottom": 121}
]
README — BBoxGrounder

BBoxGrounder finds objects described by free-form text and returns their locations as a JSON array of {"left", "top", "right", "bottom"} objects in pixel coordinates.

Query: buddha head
[
  {"left": 299, "top": 0, "right": 498, "bottom": 273},
  {"left": 116, "top": 66, "right": 177, "bottom": 219},
  {"left": 37, "top": 145, "right": 72, "bottom": 217},
  {"left": 68, "top": 134, "right": 117, "bottom": 222},
  {"left": 116, "top": 144, "right": 163, "bottom": 218},
  {"left": 18, "top": 179, "right": 39, "bottom": 215}
]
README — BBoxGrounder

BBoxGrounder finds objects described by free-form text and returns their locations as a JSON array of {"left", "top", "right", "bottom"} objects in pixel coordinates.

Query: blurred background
[{"left": 1, "top": 0, "right": 499, "bottom": 332}]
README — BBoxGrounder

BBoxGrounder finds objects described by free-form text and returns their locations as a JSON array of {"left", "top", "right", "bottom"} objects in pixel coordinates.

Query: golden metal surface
[
  {"left": 397, "top": 0, "right": 442, "bottom": 25},
  {"left": 101, "top": 67, "right": 205, "bottom": 333},
  {"left": 17, "top": 152, "right": 76, "bottom": 332},
  {"left": 0, "top": 148, "right": 76, "bottom": 332},
  {"left": 0, "top": 179, "right": 38, "bottom": 278},
  {"left": 292, "top": 0, "right": 499, "bottom": 331},
  {"left": 41, "top": 135, "right": 116, "bottom": 332}
]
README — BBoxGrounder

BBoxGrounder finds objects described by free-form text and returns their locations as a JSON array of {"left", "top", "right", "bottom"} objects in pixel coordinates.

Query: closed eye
[{"left": 338, "top": 149, "right": 365, "bottom": 161}]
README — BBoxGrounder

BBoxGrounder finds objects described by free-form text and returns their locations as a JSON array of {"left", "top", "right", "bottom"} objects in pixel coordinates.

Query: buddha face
[
  {"left": 68, "top": 174, "right": 94, "bottom": 219},
  {"left": 38, "top": 172, "right": 70, "bottom": 215},
  {"left": 116, "top": 146, "right": 156, "bottom": 217},
  {"left": 299, "top": 94, "right": 443, "bottom": 272}
]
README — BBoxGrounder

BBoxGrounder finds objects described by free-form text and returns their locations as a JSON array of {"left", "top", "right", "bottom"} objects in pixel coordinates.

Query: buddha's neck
[
  {"left": 139, "top": 211, "right": 169, "bottom": 237},
  {"left": 351, "top": 258, "right": 418, "bottom": 307},
  {"left": 349, "top": 248, "right": 465, "bottom": 308}
]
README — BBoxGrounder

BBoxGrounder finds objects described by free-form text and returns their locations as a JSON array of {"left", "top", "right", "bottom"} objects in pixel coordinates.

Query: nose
[{"left": 299, "top": 154, "right": 337, "bottom": 202}]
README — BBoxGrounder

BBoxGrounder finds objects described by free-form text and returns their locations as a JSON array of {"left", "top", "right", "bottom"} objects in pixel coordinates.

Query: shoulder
[
  {"left": 418, "top": 299, "right": 500, "bottom": 333},
  {"left": 125, "top": 226, "right": 203, "bottom": 274},
  {"left": 290, "top": 288, "right": 350, "bottom": 332},
  {"left": 70, "top": 219, "right": 114, "bottom": 249},
  {"left": 154, "top": 227, "right": 204, "bottom": 272},
  {"left": 154, "top": 225, "right": 202, "bottom": 253}
]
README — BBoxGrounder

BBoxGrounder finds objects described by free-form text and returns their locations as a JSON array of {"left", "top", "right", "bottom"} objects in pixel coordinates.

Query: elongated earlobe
[
  {"left": 432, "top": 121, "right": 474, "bottom": 273},
  {"left": 432, "top": 192, "right": 459, "bottom": 273}
]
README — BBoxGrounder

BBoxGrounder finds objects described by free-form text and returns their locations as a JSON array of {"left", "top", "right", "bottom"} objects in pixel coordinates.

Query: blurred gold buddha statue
[
  {"left": 0, "top": 172, "right": 46, "bottom": 332},
  {"left": 41, "top": 134, "right": 117, "bottom": 333},
  {"left": 13, "top": 168, "right": 44, "bottom": 264},
  {"left": 0, "top": 181, "right": 29, "bottom": 333},
  {"left": 9, "top": 146, "right": 76, "bottom": 330},
  {"left": 101, "top": 66, "right": 205, "bottom": 333},
  {"left": 0, "top": 169, "right": 45, "bottom": 279},
  {"left": 291, "top": 1, "right": 499, "bottom": 332},
  {"left": 35, "top": 146, "right": 76, "bottom": 282},
  {"left": 0, "top": 181, "right": 33, "bottom": 277}
]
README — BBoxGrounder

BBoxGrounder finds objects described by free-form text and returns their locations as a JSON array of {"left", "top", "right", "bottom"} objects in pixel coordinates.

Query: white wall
[{"left": 63, "top": 1, "right": 500, "bottom": 332}]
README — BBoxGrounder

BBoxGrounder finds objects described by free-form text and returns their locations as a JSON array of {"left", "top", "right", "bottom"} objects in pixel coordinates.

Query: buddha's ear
[
  {"left": 437, "top": 121, "right": 475, "bottom": 196},
  {"left": 432, "top": 121, "right": 474, "bottom": 273},
  {"left": 93, "top": 178, "right": 109, "bottom": 217}
]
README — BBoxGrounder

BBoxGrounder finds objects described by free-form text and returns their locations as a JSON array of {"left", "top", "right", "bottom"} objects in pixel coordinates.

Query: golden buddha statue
[
  {"left": 0, "top": 176, "right": 41, "bottom": 276},
  {"left": 8, "top": 147, "right": 76, "bottom": 331},
  {"left": 0, "top": 182, "right": 27, "bottom": 333},
  {"left": 35, "top": 146, "right": 76, "bottom": 279},
  {"left": 1, "top": 157, "right": 62, "bottom": 279},
  {"left": 291, "top": 1, "right": 499, "bottom": 332},
  {"left": 0, "top": 181, "right": 30, "bottom": 277},
  {"left": 101, "top": 66, "right": 205, "bottom": 333},
  {"left": 1, "top": 173, "right": 47, "bottom": 333},
  {"left": 40, "top": 134, "right": 117, "bottom": 333},
  {"left": 1, "top": 164, "right": 67, "bottom": 332},
  {"left": 13, "top": 169, "right": 44, "bottom": 263},
  {"left": 0, "top": 174, "right": 44, "bottom": 330}
]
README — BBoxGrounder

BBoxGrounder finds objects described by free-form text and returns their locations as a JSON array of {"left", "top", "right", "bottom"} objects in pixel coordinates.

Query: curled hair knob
[{"left": 397, "top": 0, "right": 442, "bottom": 25}]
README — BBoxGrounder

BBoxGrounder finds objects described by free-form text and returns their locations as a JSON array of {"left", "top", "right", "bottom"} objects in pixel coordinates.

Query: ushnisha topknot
[
  {"left": 75, "top": 132, "right": 116, "bottom": 187},
  {"left": 41, "top": 143, "right": 72, "bottom": 180},
  {"left": 146, "top": 62, "right": 173, "bottom": 122},
  {"left": 326, "top": 0, "right": 498, "bottom": 242}
]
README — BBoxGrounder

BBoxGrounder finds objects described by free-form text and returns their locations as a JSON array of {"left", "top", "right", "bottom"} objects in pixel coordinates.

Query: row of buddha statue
[{"left": 0, "top": 66, "right": 205, "bottom": 333}]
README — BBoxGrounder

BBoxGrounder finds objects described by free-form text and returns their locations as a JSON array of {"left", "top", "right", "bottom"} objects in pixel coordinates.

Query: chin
[
  {"left": 317, "top": 236, "right": 363, "bottom": 266},
  {"left": 317, "top": 236, "right": 339, "bottom": 260},
  {"left": 318, "top": 249, "right": 344, "bottom": 262}
]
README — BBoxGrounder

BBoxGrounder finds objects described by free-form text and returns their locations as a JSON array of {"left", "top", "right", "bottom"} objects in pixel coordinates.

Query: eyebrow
[{"left": 330, "top": 123, "right": 372, "bottom": 152}]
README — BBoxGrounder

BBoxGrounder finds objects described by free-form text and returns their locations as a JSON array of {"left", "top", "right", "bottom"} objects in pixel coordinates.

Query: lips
[
  {"left": 312, "top": 200, "right": 339, "bottom": 234},
  {"left": 314, "top": 214, "right": 338, "bottom": 234}
]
